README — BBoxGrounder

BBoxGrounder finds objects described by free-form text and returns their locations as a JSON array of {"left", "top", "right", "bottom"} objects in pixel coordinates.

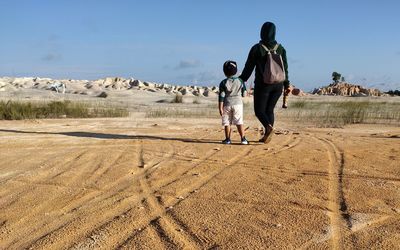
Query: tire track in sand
[
  {"left": 67, "top": 139, "right": 180, "bottom": 249},
  {"left": 4, "top": 130, "right": 218, "bottom": 249},
  {"left": 79, "top": 132, "right": 232, "bottom": 249},
  {"left": 314, "top": 136, "right": 351, "bottom": 250},
  {"left": 137, "top": 128, "right": 223, "bottom": 192},
  {"left": 21, "top": 140, "right": 153, "bottom": 249},
  {"left": 249, "top": 132, "right": 302, "bottom": 160},
  {"left": 117, "top": 146, "right": 253, "bottom": 249},
  {"left": 0, "top": 149, "right": 89, "bottom": 201},
  {"left": 0, "top": 149, "right": 93, "bottom": 217},
  {"left": 0, "top": 149, "right": 101, "bottom": 247},
  {"left": 26, "top": 139, "right": 180, "bottom": 249},
  {"left": 69, "top": 142, "right": 219, "bottom": 249},
  {"left": 134, "top": 139, "right": 203, "bottom": 249},
  {"left": 300, "top": 136, "right": 398, "bottom": 249},
  {"left": 237, "top": 133, "right": 303, "bottom": 181},
  {"left": 4, "top": 141, "right": 137, "bottom": 248}
]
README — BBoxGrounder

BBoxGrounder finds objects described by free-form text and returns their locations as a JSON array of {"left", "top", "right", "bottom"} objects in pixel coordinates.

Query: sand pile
[
  {"left": 0, "top": 76, "right": 220, "bottom": 98},
  {"left": 312, "top": 82, "right": 383, "bottom": 96},
  {"left": 0, "top": 79, "right": 17, "bottom": 92}
]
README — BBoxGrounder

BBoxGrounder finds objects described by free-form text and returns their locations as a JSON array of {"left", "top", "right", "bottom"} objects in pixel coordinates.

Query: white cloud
[
  {"left": 41, "top": 53, "right": 62, "bottom": 62},
  {"left": 288, "top": 57, "right": 300, "bottom": 64},
  {"left": 175, "top": 60, "right": 202, "bottom": 70},
  {"left": 177, "top": 70, "right": 223, "bottom": 86}
]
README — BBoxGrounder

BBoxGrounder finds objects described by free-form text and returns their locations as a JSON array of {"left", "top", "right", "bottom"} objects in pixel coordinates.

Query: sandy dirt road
[{"left": 0, "top": 117, "right": 399, "bottom": 249}]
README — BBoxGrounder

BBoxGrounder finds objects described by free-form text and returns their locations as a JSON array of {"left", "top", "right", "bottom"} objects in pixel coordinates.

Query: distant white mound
[
  {"left": 0, "top": 80, "right": 17, "bottom": 92},
  {"left": 0, "top": 76, "right": 220, "bottom": 98}
]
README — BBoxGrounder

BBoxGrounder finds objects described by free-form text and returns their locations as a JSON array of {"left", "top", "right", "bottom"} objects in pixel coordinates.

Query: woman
[{"left": 239, "top": 22, "right": 290, "bottom": 143}]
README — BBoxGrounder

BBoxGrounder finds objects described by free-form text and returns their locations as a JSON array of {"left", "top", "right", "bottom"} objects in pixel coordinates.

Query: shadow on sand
[{"left": 0, "top": 129, "right": 228, "bottom": 145}]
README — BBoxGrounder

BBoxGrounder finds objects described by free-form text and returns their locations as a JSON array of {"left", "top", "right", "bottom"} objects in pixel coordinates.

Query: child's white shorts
[{"left": 222, "top": 104, "right": 243, "bottom": 126}]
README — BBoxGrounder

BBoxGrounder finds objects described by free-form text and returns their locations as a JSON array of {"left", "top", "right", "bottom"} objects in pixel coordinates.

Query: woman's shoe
[{"left": 259, "top": 125, "right": 274, "bottom": 143}]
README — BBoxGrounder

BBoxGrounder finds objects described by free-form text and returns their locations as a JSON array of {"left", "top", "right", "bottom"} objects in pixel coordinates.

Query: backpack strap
[
  {"left": 272, "top": 44, "right": 280, "bottom": 53},
  {"left": 260, "top": 43, "right": 280, "bottom": 54},
  {"left": 260, "top": 43, "right": 271, "bottom": 54}
]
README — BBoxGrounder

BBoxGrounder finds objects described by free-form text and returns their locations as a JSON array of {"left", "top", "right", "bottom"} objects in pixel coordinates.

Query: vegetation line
[
  {"left": 146, "top": 99, "right": 400, "bottom": 127},
  {"left": 0, "top": 100, "right": 129, "bottom": 120}
]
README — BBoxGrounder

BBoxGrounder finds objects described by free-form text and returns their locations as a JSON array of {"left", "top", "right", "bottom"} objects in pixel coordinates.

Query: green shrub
[{"left": 97, "top": 91, "right": 108, "bottom": 98}]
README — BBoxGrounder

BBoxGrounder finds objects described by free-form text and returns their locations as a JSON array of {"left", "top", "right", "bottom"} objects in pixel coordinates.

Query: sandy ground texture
[{"left": 0, "top": 116, "right": 399, "bottom": 249}]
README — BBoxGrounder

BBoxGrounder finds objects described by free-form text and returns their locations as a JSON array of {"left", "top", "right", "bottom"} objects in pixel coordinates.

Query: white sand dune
[{"left": 0, "top": 76, "right": 221, "bottom": 99}]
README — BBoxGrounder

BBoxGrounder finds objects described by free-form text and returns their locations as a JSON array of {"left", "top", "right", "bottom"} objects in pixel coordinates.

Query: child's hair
[{"left": 223, "top": 60, "right": 237, "bottom": 77}]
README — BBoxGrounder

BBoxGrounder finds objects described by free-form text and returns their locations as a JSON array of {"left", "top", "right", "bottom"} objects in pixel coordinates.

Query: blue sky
[{"left": 1, "top": 0, "right": 399, "bottom": 90}]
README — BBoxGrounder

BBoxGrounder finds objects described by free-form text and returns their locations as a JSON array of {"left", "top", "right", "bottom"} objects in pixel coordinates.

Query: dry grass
[
  {"left": 0, "top": 100, "right": 129, "bottom": 120},
  {"left": 193, "top": 98, "right": 201, "bottom": 104},
  {"left": 145, "top": 107, "right": 217, "bottom": 118},
  {"left": 146, "top": 98, "right": 400, "bottom": 127},
  {"left": 279, "top": 99, "right": 400, "bottom": 127},
  {"left": 171, "top": 93, "right": 183, "bottom": 103}
]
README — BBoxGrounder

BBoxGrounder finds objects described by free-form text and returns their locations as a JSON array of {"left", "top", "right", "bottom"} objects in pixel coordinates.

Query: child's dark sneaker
[
  {"left": 222, "top": 138, "right": 231, "bottom": 144},
  {"left": 241, "top": 137, "right": 249, "bottom": 145}
]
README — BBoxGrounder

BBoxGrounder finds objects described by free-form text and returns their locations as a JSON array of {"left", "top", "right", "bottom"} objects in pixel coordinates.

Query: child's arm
[
  {"left": 218, "top": 80, "right": 226, "bottom": 116},
  {"left": 218, "top": 102, "right": 224, "bottom": 116}
]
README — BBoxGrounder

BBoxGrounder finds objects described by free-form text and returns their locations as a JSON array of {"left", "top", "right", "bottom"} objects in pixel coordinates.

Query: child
[{"left": 218, "top": 60, "right": 248, "bottom": 145}]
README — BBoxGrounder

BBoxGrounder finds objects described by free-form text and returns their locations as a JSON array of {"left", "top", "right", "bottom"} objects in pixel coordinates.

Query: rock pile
[
  {"left": 312, "top": 82, "right": 382, "bottom": 97},
  {"left": 0, "top": 76, "right": 220, "bottom": 98}
]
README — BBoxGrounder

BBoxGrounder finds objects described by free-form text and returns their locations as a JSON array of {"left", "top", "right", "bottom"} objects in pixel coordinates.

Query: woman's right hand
[{"left": 284, "top": 87, "right": 291, "bottom": 96}]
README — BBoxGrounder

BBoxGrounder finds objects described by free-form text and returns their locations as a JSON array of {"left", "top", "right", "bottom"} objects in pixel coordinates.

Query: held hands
[
  {"left": 218, "top": 102, "right": 224, "bottom": 116},
  {"left": 284, "top": 87, "right": 291, "bottom": 96},
  {"left": 219, "top": 108, "right": 223, "bottom": 116}
]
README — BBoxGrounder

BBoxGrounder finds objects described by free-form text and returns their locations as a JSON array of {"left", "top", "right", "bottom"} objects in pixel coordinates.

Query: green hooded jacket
[{"left": 239, "top": 22, "right": 290, "bottom": 89}]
